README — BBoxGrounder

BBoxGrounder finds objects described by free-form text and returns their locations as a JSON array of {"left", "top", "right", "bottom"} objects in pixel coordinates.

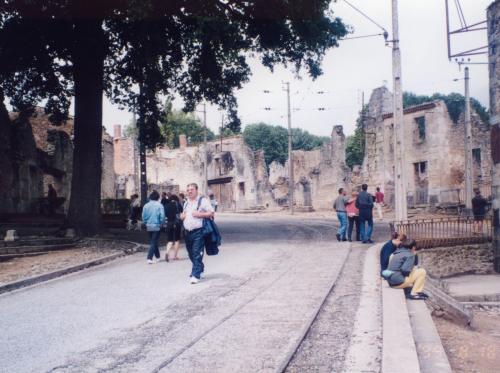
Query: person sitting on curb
[
  {"left": 383, "top": 239, "right": 429, "bottom": 300},
  {"left": 380, "top": 232, "right": 406, "bottom": 276}
]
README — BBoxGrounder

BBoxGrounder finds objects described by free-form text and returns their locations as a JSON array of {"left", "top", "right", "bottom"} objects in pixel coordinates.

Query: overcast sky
[{"left": 103, "top": 0, "right": 492, "bottom": 138}]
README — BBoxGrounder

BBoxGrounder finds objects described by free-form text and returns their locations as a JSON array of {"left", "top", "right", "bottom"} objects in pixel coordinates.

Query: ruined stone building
[
  {"left": 362, "top": 87, "right": 492, "bottom": 208},
  {"left": 113, "top": 127, "right": 275, "bottom": 211},
  {"left": 0, "top": 107, "right": 115, "bottom": 214},
  {"left": 269, "top": 125, "right": 349, "bottom": 210},
  {"left": 113, "top": 123, "right": 350, "bottom": 212}
]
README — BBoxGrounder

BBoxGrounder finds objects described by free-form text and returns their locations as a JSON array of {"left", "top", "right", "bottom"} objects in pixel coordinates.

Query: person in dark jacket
[
  {"left": 472, "top": 189, "right": 489, "bottom": 234},
  {"left": 356, "top": 184, "right": 374, "bottom": 243},
  {"left": 164, "top": 194, "right": 183, "bottom": 262},
  {"left": 385, "top": 239, "right": 428, "bottom": 300},
  {"left": 380, "top": 232, "right": 406, "bottom": 275}
]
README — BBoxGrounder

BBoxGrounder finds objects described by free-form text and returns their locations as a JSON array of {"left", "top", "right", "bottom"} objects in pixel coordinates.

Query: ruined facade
[
  {"left": 113, "top": 130, "right": 274, "bottom": 211},
  {"left": 0, "top": 108, "right": 114, "bottom": 214},
  {"left": 269, "top": 125, "right": 349, "bottom": 210},
  {"left": 363, "top": 87, "right": 492, "bottom": 207},
  {"left": 488, "top": 0, "right": 500, "bottom": 272}
]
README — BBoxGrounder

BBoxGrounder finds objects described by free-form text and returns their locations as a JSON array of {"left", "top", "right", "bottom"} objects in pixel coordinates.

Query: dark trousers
[
  {"left": 147, "top": 231, "right": 161, "bottom": 260},
  {"left": 348, "top": 216, "right": 360, "bottom": 241},
  {"left": 359, "top": 212, "right": 374, "bottom": 241},
  {"left": 185, "top": 228, "right": 205, "bottom": 279}
]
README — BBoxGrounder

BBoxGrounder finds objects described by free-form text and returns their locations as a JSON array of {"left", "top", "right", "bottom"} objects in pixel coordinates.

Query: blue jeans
[
  {"left": 147, "top": 230, "right": 161, "bottom": 260},
  {"left": 337, "top": 212, "right": 348, "bottom": 239},
  {"left": 359, "top": 214, "right": 373, "bottom": 241},
  {"left": 185, "top": 228, "right": 205, "bottom": 279}
]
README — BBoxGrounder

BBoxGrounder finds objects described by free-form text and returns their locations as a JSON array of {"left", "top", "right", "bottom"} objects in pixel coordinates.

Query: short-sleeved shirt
[
  {"left": 183, "top": 196, "right": 214, "bottom": 231},
  {"left": 333, "top": 195, "right": 349, "bottom": 212}
]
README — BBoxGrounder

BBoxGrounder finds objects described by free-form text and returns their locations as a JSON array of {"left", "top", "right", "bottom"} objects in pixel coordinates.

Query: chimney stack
[
  {"left": 114, "top": 125, "right": 122, "bottom": 139},
  {"left": 179, "top": 134, "right": 187, "bottom": 150}
]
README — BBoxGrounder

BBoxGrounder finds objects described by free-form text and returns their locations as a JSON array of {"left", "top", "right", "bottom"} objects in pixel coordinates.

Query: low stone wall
[{"left": 419, "top": 243, "right": 494, "bottom": 278}]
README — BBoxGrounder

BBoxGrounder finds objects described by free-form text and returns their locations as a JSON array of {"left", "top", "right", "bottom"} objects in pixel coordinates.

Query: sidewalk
[{"left": 445, "top": 274, "right": 500, "bottom": 302}]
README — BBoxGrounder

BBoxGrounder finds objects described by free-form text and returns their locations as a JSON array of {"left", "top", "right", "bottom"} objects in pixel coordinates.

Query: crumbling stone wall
[
  {"left": 269, "top": 125, "right": 349, "bottom": 210},
  {"left": 419, "top": 243, "right": 494, "bottom": 278},
  {"left": 0, "top": 108, "right": 116, "bottom": 213},
  {"left": 363, "top": 87, "right": 492, "bottom": 207},
  {"left": 488, "top": 0, "right": 500, "bottom": 273},
  {"left": 101, "top": 130, "right": 115, "bottom": 199},
  {"left": 113, "top": 131, "right": 275, "bottom": 211}
]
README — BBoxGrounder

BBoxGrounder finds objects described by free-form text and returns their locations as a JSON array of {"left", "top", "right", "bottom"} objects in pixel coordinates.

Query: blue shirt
[
  {"left": 141, "top": 200, "right": 165, "bottom": 231},
  {"left": 380, "top": 240, "right": 397, "bottom": 274}
]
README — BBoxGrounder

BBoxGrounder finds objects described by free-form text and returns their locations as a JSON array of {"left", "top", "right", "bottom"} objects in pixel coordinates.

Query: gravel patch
[
  {"left": 0, "top": 247, "right": 123, "bottom": 285},
  {"left": 285, "top": 244, "right": 367, "bottom": 372}
]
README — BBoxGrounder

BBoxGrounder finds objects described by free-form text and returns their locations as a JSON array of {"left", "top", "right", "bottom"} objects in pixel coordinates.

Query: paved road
[{"left": 0, "top": 216, "right": 389, "bottom": 373}]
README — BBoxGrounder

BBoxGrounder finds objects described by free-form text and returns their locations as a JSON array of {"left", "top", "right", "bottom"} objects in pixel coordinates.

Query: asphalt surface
[{"left": 0, "top": 215, "right": 390, "bottom": 373}]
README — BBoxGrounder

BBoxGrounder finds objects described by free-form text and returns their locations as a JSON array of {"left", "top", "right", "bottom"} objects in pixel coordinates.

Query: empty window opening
[
  {"left": 415, "top": 116, "right": 426, "bottom": 141},
  {"left": 413, "top": 161, "right": 427, "bottom": 178},
  {"left": 472, "top": 148, "right": 481, "bottom": 165}
]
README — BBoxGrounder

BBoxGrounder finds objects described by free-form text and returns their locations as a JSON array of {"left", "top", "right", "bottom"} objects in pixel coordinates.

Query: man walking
[
  {"left": 333, "top": 188, "right": 349, "bottom": 242},
  {"left": 356, "top": 184, "right": 374, "bottom": 244},
  {"left": 181, "top": 183, "right": 214, "bottom": 284},
  {"left": 375, "top": 187, "right": 384, "bottom": 219},
  {"left": 142, "top": 190, "right": 165, "bottom": 264}
]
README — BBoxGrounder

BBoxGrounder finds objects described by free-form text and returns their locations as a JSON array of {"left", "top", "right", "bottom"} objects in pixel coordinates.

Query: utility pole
[
  {"left": 132, "top": 109, "right": 140, "bottom": 198},
  {"left": 284, "top": 81, "right": 294, "bottom": 215},
  {"left": 202, "top": 103, "right": 208, "bottom": 196},
  {"left": 134, "top": 94, "right": 148, "bottom": 206},
  {"left": 391, "top": 0, "right": 407, "bottom": 221},
  {"left": 464, "top": 67, "right": 473, "bottom": 212}
]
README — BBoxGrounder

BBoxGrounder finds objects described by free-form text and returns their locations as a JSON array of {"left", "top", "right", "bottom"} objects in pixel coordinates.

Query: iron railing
[{"left": 390, "top": 216, "right": 493, "bottom": 248}]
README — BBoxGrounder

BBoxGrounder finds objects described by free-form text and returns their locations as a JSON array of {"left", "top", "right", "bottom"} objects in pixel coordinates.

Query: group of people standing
[
  {"left": 333, "top": 184, "right": 384, "bottom": 243},
  {"left": 140, "top": 183, "right": 215, "bottom": 284}
]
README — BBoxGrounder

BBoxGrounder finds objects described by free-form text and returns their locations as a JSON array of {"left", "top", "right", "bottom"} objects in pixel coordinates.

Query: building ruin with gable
[{"left": 362, "top": 87, "right": 492, "bottom": 208}]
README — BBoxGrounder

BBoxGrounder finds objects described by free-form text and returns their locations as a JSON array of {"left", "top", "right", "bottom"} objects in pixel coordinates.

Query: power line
[
  {"left": 343, "top": 32, "right": 385, "bottom": 40},
  {"left": 342, "top": 0, "right": 387, "bottom": 33}
]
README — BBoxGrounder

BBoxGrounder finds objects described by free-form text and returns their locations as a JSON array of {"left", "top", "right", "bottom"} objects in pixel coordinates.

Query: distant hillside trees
[{"left": 243, "top": 123, "right": 329, "bottom": 166}]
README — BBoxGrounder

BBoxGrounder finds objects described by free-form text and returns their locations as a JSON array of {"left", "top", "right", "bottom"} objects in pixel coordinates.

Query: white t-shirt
[{"left": 183, "top": 196, "right": 214, "bottom": 231}]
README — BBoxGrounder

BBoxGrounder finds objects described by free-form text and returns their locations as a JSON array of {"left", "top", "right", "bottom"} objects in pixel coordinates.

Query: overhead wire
[{"left": 342, "top": 0, "right": 387, "bottom": 33}]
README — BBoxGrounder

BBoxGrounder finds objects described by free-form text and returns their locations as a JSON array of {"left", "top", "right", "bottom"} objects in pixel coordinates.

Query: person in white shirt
[{"left": 181, "top": 183, "right": 214, "bottom": 284}]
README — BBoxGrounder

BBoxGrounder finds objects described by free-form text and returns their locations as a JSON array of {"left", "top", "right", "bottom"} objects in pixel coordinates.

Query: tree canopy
[
  {"left": 0, "top": 1, "right": 348, "bottom": 233},
  {"left": 345, "top": 105, "right": 367, "bottom": 169},
  {"left": 403, "top": 92, "right": 489, "bottom": 125},
  {"left": 159, "top": 101, "right": 215, "bottom": 148},
  {"left": 243, "top": 122, "right": 329, "bottom": 166}
]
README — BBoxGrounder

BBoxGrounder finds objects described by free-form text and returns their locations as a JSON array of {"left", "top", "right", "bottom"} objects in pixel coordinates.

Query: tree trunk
[
  {"left": 0, "top": 88, "right": 14, "bottom": 213},
  {"left": 67, "top": 20, "right": 105, "bottom": 235}
]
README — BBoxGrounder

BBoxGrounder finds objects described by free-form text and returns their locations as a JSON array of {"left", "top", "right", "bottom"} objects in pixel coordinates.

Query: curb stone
[
  {"left": 342, "top": 243, "right": 382, "bottom": 372},
  {"left": 0, "top": 241, "right": 143, "bottom": 295},
  {"left": 407, "top": 301, "right": 453, "bottom": 373}
]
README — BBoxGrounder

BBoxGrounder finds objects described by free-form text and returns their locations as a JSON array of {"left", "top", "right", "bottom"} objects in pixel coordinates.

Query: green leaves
[
  {"left": 159, "top": 101, "right": 215, "bottom": 148},
  {"left": 243, "top": 122, "right": 329, "bottom": 167},
  {"left": 403, "top": 92, "right": 490, "bottom": 125}
]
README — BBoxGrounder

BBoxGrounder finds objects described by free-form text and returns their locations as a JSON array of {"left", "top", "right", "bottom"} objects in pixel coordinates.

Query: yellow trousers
[{"left": 394, "top": 268, "right": 426, "bottom": 295}]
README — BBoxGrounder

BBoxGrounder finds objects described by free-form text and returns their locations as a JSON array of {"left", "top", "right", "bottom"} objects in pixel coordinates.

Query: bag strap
[{"left": 197, "top": 196, "right": 204, "bottom": 211}]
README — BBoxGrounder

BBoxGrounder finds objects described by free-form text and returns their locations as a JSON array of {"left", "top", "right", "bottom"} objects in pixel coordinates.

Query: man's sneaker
[
  {"left": 367, "top": 239, "right": 374, "bottom": 244},
  {"left": 147, "top": 259, "right": 153, "bottom": 264},
  {"left": 190, "top": 277, "right": 199, "bottom": 284},
  {"left": 336, "top": 233, "right": 341, "bottom": 242},
  {"left": 200, "top": 272, "right": 205, "bottom": 279}
]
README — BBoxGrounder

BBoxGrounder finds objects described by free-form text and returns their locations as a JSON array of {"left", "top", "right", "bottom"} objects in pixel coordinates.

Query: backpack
[{"left": 194, "top": 196, "right": 221, "bottom": 255}]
